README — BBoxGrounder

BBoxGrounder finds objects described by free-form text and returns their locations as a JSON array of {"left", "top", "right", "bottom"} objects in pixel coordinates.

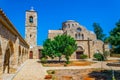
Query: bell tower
[{"left": 25, "top": 7, "right": 37, "bottom": 48}]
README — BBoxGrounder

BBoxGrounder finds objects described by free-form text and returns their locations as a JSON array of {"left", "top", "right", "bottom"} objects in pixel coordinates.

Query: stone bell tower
[{"left": 25, "top": 7, "right": 37, "bottom": 48}]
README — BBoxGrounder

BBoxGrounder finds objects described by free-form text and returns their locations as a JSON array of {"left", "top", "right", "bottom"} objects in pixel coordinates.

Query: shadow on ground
[
  {"left": 37, "top": 60, "right": 66, "bottom": 63},
  {"left": 88, "top": 70, "right": 120, "bottom": 80}
]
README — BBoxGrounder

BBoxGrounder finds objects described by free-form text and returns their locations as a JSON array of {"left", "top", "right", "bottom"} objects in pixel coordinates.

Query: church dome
[{"left": 62, "top": 20, "right": 79, "bottom": 30}]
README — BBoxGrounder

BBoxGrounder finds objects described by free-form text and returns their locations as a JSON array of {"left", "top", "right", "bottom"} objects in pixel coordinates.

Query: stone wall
[{"left": 0, "top": 9, "right": 29, "bottom": 77}]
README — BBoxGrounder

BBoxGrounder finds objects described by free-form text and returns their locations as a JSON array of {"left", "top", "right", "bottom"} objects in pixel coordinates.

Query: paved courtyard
[
  {"left": 2, "top": 58, "right": 120, "bottom": 80},
  {"left": 12, "top": 59, "right": 47, "bottom": 80}
]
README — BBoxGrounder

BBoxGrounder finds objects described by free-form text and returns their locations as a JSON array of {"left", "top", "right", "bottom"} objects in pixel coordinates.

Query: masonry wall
[{"left": 0, "top": 10, "right": 29, "bottom": 78}]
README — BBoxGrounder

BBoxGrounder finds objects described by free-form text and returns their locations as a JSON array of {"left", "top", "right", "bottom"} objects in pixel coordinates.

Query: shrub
[
  {"left": 41, "top": 57, "right": 47, "bottom": 63},
  {"left": 93, "top": 53, "right": 104, "bottom": 61},
  {"left": 103, "top": 51, "right": 110, "bottom": 60},
  {"left": 80, "top": 54, "right": 88, "bottom": 59},
  {"left": 110, "top": 53, "right": 120, "bottom": 57},
  {"left": 47, "top": 70, "right": 55, "bottom": 74}
]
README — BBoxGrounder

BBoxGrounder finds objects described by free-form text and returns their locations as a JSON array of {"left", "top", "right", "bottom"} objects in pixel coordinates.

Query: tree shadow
[
  {"left": 106, "top": 62, "right": 120, "bottom": 67},
  {"left": 88, "top": 70, "right": 120, "bottom": 80},
  {"left": 37, "top": 60, "right": 66, "bottom": 64}
]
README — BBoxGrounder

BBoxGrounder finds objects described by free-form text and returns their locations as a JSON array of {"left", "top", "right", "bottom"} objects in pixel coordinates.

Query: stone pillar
[{"left": 14, "top": 37, "right": 19, "bottom": 67}]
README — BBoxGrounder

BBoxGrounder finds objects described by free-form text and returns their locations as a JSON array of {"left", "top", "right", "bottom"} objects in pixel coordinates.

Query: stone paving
[{"left": 12, "top": 59, "right": 47, "bottom": 80}]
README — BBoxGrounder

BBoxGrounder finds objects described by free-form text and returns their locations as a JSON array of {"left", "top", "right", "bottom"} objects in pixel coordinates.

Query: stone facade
[
  {"left": 25, "top": 9, "right": 37, "bottom": 48},
  {"left": 25, "top": 9, "right": 39, "bottom": 59},
  {"left": 48, "top": 20, "right": 109, "bottom": 59},
  {"left": 0, "top": 9, "right": 29, "bottom": 78}
]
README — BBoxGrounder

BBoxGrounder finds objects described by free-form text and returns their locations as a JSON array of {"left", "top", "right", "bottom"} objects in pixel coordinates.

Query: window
[
  {"left": 78, "top": 33, "right": 81, "bottom": 39},
  {"left": 29, "top": 16, "right": 33, "bottom": 23},
  {"left": 30, "top": 34, "right": 32, "bottom": 38},
  {"left": 75, "top": 34, "right": 77, "bottom": 39},
  {"left": 76, "top": 24, "right": 77, "bottom": 26},
  {"left": 82, "top": 34, "right": 84, "bottom": 40},
  {"left": 77, "top": 28, "right": 81, "bottom": 32},
  {"left": 68, "top": 24, "right": 70, "bottom": 28},
  {"left": 72, "top": 24, "right": 74, "bottom": 27}
]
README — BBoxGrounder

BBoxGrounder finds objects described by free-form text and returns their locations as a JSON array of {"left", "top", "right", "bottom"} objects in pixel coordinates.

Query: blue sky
[{"left": 0, "top": 0, "right": 120, "bottom": 45}]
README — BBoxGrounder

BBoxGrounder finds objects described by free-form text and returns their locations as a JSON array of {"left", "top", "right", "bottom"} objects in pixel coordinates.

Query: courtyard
[
  {"left": 0, "top": 0, "right": 120, "bottom": 80},
  {"left": 2, "top": 58, "right": 120, "bottom": 80}
]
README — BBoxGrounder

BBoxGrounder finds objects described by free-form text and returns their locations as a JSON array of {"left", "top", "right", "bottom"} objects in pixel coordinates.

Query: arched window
[
  {"left": 72, "top": 24, "right": 74, "bottom": 27},
  {"left": 77, "top": 28, "right": 81, "bottom": 32},
  {"left": 78, "top": 33, "right": 81, "bottom": 39},
  {"left": 82, "top": 34, "right": 84, "bottom": 40},
  {"left": 68, "top": 24, "right": 70, "bottom": 28},
  {"left": 75, "top": 34, "right": 77, "bottom": 39},
  {"left": 29, "top": 16, "right": 33, "bottom": 23}
]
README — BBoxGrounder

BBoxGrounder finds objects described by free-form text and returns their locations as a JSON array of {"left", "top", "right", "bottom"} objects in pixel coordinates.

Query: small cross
[{"left": 31, "top": 6, "right": 34, "bottom": 11}]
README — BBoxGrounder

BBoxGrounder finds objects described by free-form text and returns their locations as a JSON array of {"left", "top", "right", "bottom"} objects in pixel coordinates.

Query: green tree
[
  {"left": 54, "top": 35, "right": 77, "bottom": 63},
  {"left": 108, "top": 20, "right": 120, "bottom": 53},
  {"left": 42, "top": 39, "right": 55, "bottom": 59},
  {"left": 42, "top": 34, "right": 77, "bottom": 63},
  {"left": 93, "top": 23, "right": 105, "bottom": 41}
]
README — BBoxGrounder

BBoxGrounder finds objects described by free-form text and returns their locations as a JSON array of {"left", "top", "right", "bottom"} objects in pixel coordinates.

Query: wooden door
[{"left": 29, "top": 51, "right": 33, "bottom": 59}]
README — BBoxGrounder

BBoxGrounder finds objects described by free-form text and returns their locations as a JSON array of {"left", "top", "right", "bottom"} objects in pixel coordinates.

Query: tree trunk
[{"left": 58, "top": 56, "right": 61, "bottom": 63}]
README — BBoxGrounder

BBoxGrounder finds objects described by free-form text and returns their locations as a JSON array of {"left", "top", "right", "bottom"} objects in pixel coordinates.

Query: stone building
[
  {"left": 48, "top": 20, "right": 109, "bottom": 59},
  {"left": 25, "top": 8, "right": 42, "bottom": 59},
  {"left": 0, "top": 9, "right": 29, "bottom": 78},
  {"left": 25, "top": 8, "right": 39, "bottom": 59},
  {"left": 0, "top": 8, "right": 42, "bottom": 78}
]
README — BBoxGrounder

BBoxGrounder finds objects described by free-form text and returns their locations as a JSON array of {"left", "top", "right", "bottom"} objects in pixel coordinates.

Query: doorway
[
  {"left": 29, "top": 51, "right": 33, "bottom": 59},
  {"left": 76, "top": 51, "right": 83, "bottom": 59}
]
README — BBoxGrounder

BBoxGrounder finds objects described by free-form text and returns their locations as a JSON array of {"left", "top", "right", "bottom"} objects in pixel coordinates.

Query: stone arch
[
  {"left": 18, "top": 46, "right": 21, "bottom": 64},
  {"left": 24, "top": 49, "right": 27, "bottom": 60},
  {"left": 3, "top": 41, "right": 14, "bottom": 73},
  {"left": 23, "top": 48, "right": 26, "bottom": 61},
  {"left": 21, "top": 48, "right": 24, "bottom": 62},
  {"left": 77, "top": 46, "right": 84, "bottom": 51}
]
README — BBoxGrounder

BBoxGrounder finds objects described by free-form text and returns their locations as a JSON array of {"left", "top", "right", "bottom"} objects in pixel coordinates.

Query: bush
[
  {"left": 41, "top": 57, "right": 47, "bottom": 63},
  {"left": 93, "top": 53, "right": 104, "bottom": 61},
  {"left": 110, "top": 53, "right": 120, "bottom": 57},
  {"left": 47, "top": 70, "right": 55, "bottom": 74},
  {"left": 103, "top": 51, "right": 110, "bottom": 60},
  {"left": 80, "top": 54, "right": 88, "bottom": 59}
]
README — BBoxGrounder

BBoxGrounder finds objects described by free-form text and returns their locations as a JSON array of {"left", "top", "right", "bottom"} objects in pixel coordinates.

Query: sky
[{"left": 0, "top": 0, "right": 120, "bottom": 45}]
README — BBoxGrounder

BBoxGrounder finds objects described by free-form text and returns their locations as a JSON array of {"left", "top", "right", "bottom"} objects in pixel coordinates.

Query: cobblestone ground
[{"left": 12, "top": 59, "right": 47, "bottom": 80}]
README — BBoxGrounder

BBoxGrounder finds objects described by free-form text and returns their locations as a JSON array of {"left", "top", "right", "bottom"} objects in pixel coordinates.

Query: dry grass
[
  {"left": 105, "top": 60, "right": 119, "bottom": 62},
  {"left": 68, "top": 61, "right": 93, "bottom": 66}
]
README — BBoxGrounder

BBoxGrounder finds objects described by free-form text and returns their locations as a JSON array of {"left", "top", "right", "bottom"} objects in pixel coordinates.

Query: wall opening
[{"left": 29, "top": 51, "right": 33, "bottom": 59}]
